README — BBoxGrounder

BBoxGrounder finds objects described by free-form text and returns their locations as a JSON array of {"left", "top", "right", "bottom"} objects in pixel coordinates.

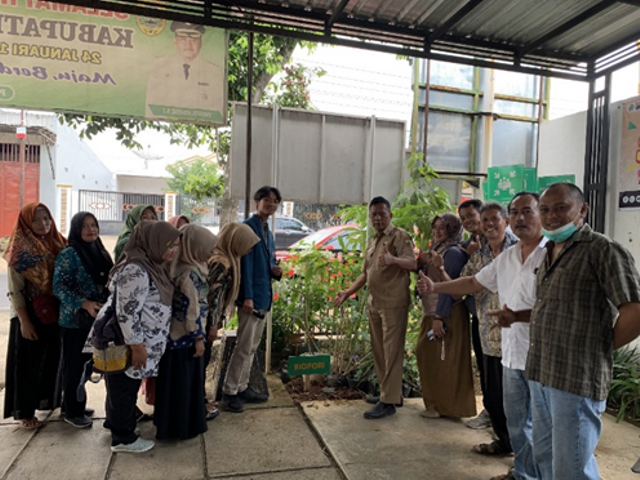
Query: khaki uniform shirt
[
  {"left": 529, "top": 225, "right": 640, "bottom": 401},
  {"left": 363, "top": 224, "right": 414, "bottom": 308}
]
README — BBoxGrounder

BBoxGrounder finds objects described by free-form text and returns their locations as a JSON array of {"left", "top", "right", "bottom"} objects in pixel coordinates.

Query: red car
[{"left": 276, "top": 224, "right": 360, "bottom": 262}]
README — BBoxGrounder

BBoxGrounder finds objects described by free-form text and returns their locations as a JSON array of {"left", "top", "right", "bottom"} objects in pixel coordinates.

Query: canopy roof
[{"left": 57, "top": 0, "right": 640, "bottom": 80}]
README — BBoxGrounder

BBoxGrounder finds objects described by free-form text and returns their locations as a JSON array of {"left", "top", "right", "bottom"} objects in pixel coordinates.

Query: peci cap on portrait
[{"left": 170, "top": 21, "right": 205, "bottom": 36}]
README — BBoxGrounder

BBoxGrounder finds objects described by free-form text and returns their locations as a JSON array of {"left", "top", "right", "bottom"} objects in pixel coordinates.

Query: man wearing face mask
[{"left": 495, "top": 183, "right": 640, "bottom": 480}]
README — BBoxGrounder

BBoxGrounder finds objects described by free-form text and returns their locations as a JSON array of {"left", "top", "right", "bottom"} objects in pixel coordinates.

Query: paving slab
[
  {"left": 214, "top": 467, "right": 343, "bottom": 480},
  {"left": 205, "top": 407, "right": 332, "bottom": 478},
  {"left": 597, "top": 414, "right": 640, "bottom": 480},
  {"left": 303, "top": 398, "right": 511, "bottom": 480},
  {"left": 110, "top": 431, "right": 205, "bottom": 480},
  {"left": 304, "top": 398, "right": 640, "bottom": 480},
  {"left": 0, "top": 422, "right": 38, "bottom": 479},
  {"left": 3, "top": 418, "right": 112, "bottom": 480}
]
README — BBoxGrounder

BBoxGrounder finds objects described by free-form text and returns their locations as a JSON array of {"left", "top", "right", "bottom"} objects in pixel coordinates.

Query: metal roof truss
[{"left": 47, "top": 0, "right": 640, "bottom": 81}]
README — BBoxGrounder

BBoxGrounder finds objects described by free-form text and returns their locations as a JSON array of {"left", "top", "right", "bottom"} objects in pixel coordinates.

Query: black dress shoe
[
  {"left": 85, "top": 408, "right": 95, "bottom": 417},
  {"left": 365, "top": 396, "right": 403, "bottom": 407},
  {"left": 222, "top": 394, "right": 245, "bottom": 413},
  {"left": 364, "top": 402, "right": 396, "bottom": 419},
  {"left": 238, "top": 387, "right": 269, "bottom": 403}
]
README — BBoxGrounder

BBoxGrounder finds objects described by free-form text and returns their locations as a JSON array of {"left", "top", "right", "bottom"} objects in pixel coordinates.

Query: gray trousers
[{"left": 222, "top": 310, "right": 266, "bottom": 395}]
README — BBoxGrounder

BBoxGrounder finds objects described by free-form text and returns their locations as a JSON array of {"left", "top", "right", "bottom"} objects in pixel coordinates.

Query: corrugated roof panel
[
  {"left": 32, "top": 0, "right": 640, "bottom": 79},
  {"left": 543, "top": 4, "right": 640, "bottom": 54}
]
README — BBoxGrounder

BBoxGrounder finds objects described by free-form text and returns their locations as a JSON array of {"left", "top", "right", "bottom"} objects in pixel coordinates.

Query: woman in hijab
[
  {"left": 113, "top": 204, "right": 157, "bottom": 261},
  {"left": 3, "top": 202, "right": 66, "bottom": 429},
  {"left": 102, "top": 221, "right": 180, "bottom": 453},
  {"left": 53, "top": 212, "right": 113, "bottom": 428},
  {"left": 204, "top": 223, "right": 259, "bottom": 416},
  {"left": 168, "top": 215, "right": 190, "bottom": 229},
  {"left": 154, "top": 224, "right": 217, "bottom": 440},
  {"left": 416, "top": 213, "right": 476, "bottom": 419}
]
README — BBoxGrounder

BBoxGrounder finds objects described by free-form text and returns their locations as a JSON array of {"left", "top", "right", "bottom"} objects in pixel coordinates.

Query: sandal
[
  {"left": 472, "top": 441, "right": 512, "bottom": 457},
  {"left": 18, "top": 417, "right": 41, "bottom": 429},
  {"left": 205, "top": 408, "right": 220, "bottom": 421}
]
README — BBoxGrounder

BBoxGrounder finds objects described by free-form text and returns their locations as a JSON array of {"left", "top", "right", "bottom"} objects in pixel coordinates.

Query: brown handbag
[{"left": 32, "top": 294, "right": 60, "bottom": 325}]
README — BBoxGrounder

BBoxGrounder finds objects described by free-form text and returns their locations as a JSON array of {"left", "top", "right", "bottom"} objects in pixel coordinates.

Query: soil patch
[{"left": 285, "top": 377, "right": 367, "bottom": 405}]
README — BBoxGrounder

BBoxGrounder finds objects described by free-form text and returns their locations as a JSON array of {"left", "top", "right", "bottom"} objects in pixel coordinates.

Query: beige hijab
[
  {"left": 113, "top": 221, "right": 180, "bottom": 306},
  {"left": 208, "top": 223, "right": 259, "bottom": 314},
  {"left": 170, "top": 224, "right": 218, "bottom": 340}
]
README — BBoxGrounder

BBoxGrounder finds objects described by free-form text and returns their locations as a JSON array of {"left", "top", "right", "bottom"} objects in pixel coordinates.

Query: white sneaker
[
  {"left": 466, "top": 409, "right": 492, "bottom": 429},
  {"left": 111, "top": 437, "right": 155, "bottom": 453}
]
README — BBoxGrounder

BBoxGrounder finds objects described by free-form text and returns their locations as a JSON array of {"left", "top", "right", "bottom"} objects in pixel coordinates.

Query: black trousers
[
  {"left": 4, "top": 317, "right": 61, "bottom": 420},
  {"left": 484, "top": 355, "right": 512, "bottom": 453},
  {"left": 60, "top": 327, "right": 91, "bottom": 418},
  {"left": 471, "top": 315, "right": 486, "bottom": 408},
  {"left": 105, "top": 371, "right": 141, "bottom": 446}
]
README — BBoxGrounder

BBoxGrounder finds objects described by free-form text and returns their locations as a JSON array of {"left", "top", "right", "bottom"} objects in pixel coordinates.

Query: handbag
[
  {"left": 32, "top": 294, "right": 60, "bottom": 325},
  {"left": 74, "top": 308, "right": 95, "bottom": 330},
  {"left": 90, "top": 285, "right": 130, "bottom": 374},
  {"left": 93, "top": 343, "right": 130, "bottom": 374}
]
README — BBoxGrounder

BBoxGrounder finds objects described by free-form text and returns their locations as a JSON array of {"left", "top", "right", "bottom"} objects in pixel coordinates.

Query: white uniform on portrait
[{"left": 146, "top": 55, "right": 223, "bottom": 117}]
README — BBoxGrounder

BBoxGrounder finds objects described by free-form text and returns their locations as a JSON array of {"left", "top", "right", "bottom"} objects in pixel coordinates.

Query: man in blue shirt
[{"left": 222, "top": 186, "right": 283, "bottom": 413}]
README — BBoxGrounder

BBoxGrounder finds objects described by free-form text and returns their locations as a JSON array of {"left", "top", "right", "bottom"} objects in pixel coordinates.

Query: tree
[
  {"left": 165, "top": 158, "right": 223, "bottom": 201},
  {"left": 59, "top": 32, "right": 315, "bottom": 152},
  {"left": 263, "top": 63, "right": 326, "bottom": 109}
]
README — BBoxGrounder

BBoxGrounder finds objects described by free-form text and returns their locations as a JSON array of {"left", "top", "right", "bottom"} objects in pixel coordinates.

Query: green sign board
[
  {"left": 538, "top": 175, "right": 576, "bottom": 193},
  {"left": 487, "top": 165, "right": 524, "bottom": 201},
  {"left": 0, "top": 1, "right": 228, "bottom": 125},
  {"left": 524, "top": 168, "right": 537, "bottom": 192},
  {"left": 288, "top": 354, "right": 331, "bottom": 377}
]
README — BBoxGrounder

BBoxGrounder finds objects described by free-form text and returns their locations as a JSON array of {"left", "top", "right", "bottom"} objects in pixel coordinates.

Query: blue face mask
[{"left": 542, "top": 222, "right": 578, "bottom": 243}]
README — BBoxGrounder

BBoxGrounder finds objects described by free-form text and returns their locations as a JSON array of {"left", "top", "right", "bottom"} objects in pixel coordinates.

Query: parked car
[
  {"left": 238, "top": 213, "right": 313, "bottom": 250},
  {"left": 276, "top": 224, "right": 360, "bottom": 262}
]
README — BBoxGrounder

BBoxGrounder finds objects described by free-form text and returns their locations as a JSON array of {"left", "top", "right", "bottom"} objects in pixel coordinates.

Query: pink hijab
[{"left": 168, "top": 215, "right": 190, "bottom": 228}]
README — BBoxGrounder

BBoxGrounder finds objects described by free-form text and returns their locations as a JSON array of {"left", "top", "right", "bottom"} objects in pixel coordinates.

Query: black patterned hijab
[{"left": 67, "top": 212, "right": 114, "bottom": 289}]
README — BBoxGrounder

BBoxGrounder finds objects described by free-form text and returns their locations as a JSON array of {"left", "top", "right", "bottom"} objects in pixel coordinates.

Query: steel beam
[
  {"left": 424, "top": 0, "right": 486, "bottom": 49},
  {"left": 325, "top": 0, "right": 351, "bottom": 35}
]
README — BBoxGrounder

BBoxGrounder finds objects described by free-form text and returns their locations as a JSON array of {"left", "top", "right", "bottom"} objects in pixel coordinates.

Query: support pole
[
  {"left": 19, "top": 110, "right": 25, "bottom": 209},
  {"left": 244, "top": 31, "right": 254, "bottom": 220}
]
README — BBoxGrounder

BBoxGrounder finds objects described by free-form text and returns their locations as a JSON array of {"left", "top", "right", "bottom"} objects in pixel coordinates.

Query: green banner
[
  {"left": 288, "top": 354, "right": 331, "bottom": 377},
  {"left": 0, "top": 1, "right": 227, "bottom": 125},
  {"left": 487, "top": 165, "right": 524, "bottom": 201},
  {"left": 524, "top": 168, "right": 537, "bottom": 192},
  {"left": 538, "top": 175, "right": 576, "bottom": 193}
]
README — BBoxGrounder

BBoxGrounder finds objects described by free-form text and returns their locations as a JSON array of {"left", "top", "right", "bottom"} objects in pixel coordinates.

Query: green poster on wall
[
  {"left": 487, "top": 165, "right": 524, "bottom": 201},
  {"left": 538, "top": 175, "right": 576, "bottom": 193},
  {"left": 524, "top": 168, "right": 537, "bottom": 192}
]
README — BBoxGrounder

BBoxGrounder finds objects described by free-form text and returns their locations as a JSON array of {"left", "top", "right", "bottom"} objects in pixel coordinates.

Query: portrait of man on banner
[{"left": 146, "top": 21, "right": 225, "bottom": 123}]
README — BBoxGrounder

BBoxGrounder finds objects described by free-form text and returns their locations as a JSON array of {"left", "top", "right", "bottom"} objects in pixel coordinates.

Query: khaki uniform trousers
[
  {"left": 368, "top": 305, "right": 408, "bottom": 405},
  {"left": 222, "top": 310, "right": 266, "bottom": 395}
]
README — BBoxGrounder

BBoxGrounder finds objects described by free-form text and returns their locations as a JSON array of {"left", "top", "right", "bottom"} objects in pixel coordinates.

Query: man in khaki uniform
[{"left": 334, "top": 196, "right": 416, "bottom": 419}]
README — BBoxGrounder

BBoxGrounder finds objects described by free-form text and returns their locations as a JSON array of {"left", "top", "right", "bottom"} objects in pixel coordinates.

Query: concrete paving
[
  {"left": 303, "top": 398, "right": 640, "bottom": 480},
  {"left": 0, "top": 309, "right": 639, "bottom": 479}
]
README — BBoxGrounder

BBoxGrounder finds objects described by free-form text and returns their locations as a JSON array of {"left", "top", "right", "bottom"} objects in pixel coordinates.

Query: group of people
[
  {"left": 335, "top": 184, "right": 640, "bottom": 480},
  {"left": 4, "top": 182, "right": 640, "bottom": 477},
  {"left": 3, "top": 185, "right": 284, "bottom": 454}
]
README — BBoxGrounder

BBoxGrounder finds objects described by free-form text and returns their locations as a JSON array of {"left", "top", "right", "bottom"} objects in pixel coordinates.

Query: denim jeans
[
  {"left": 503, "top": 367, "right": 538, "bottom": 480},
  {"left": 529, "top": 381, "right": 606, "bottom": 480}
]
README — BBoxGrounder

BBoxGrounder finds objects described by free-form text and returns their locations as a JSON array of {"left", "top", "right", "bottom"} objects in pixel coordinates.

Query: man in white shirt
[{"left": 418, "top": 192, "right": 545, "bottom": 480}]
